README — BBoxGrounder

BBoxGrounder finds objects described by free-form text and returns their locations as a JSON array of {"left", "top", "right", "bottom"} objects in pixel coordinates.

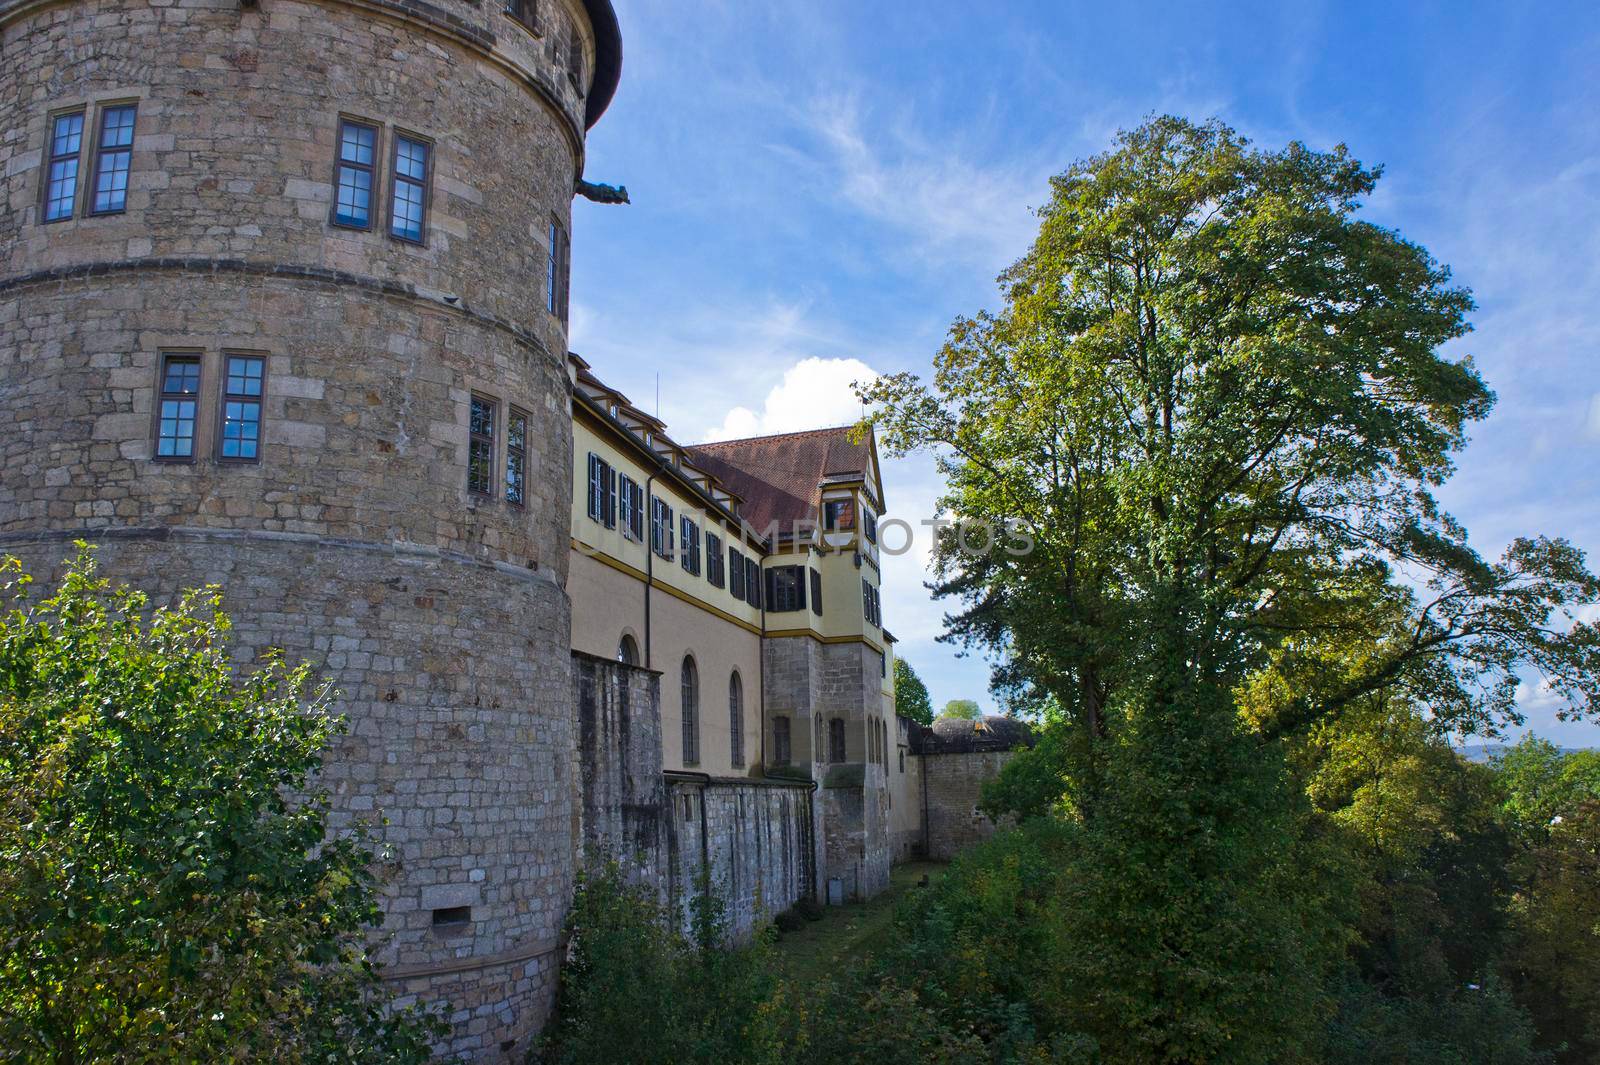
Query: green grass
[{"left": 775, "top": 861, "right": 947, "bottom": 986}]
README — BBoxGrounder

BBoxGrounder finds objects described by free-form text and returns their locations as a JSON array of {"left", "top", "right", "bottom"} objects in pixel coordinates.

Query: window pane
[
  {"left": 390, "top": 137, "right": 428, "bottom": 242},
  {"left": 470, "top": 396, "right": 495, "bottom": 438},
  {"left": 92, "top": 106, "right": 135, "bottom": 214},
  {"left": 469, "top": 397, "right": 495, "bottom": 495},
  {"left": 506, "top": 411, "right": 527, "bottom": 506},
  {"left": 340, "top": 123, "right": 375, "bottom": 165},
  {"left": 547, "top": 221, "right": 560, "bottom": 314},
  {"left": 221, "top": 400, "right": 261, "bottom": 459},
  {"left": 45, "top": 159, "right": 80, "bottom": 221},
  {"left": 158, "top": 398, "right": 196, "bottom": 457},
  {"left": 395, "top": 137, "right": 427, "bottom": 181},
  {"left": 392, "top": 181, "right": 424, "bottom": 241},
  {"left": 45, "top": 114, "right": 85, "bottom": 222},
  {"left": 92, "top": 150, "right": 131, "bottom": 213},
  {"left": 99, "top": 106, "right": 135, "bottom": 149},
  {"left": 681, "top": 657, "right": 699, "bottom": 764},
  {"left": 163, "top": 359, "right": 200, "bottom": 395},
  {"left": 336, "top": 165, "right": 371, "bottom": 227},
  {"left": 225, "top": 355, "right": 264, "bottom": 396},
  {"left": 52, "top": 113, "right": 84, "bottom": 158}
]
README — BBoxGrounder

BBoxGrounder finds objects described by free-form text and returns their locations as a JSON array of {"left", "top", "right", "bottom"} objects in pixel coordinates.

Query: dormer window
[{"left": 824, "top": 498, "right": 857, "bottom": 532}]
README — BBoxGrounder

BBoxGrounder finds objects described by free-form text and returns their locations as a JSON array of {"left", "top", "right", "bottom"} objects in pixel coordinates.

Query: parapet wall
[
  {"left": 665, "top": 779, "right": 814, "bottom": 940},
  {"left": 572, "top": 652, "right": 814, "bottom": 942}
]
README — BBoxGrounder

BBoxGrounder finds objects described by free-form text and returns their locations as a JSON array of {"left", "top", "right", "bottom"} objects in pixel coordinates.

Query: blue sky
[{"left": 571, "top": 1, "right": 1600, "bottom": 745}]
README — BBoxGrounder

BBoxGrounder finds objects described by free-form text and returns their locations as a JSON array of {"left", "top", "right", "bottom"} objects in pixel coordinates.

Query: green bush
[
  {"left": 537, "top": 865, "right": 800, "bottom": 1065},
  {"left": 1326, "top": 977, "right": 1549, "bottom": 1065},
  {"left": 0, "top": 548, "right": 445, "bottom": 1063},
  {"left": 538, "top": 866, "right": 1001, "bottom": 1065}
]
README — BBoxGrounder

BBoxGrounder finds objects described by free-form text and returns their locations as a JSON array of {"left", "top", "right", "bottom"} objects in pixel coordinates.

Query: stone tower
[{"left": 0, "top": 0, "right": 620, "bottom": 1056}]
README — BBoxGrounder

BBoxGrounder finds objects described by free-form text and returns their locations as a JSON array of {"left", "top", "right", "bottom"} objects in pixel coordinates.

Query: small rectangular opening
[{"left": 432, "top": 905, "right": 472, "bottom": 927}]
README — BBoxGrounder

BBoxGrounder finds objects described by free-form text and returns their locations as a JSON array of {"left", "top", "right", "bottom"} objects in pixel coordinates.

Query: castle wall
[
  {"left": 921, "top": 750, "right": 1017, "bottom": 861},
  {"left": 572, "top": 652, "right": 665, "bottom": 891},
  {"left": 572, "top": 653, "right": 814, "bottom": 945},
  {"left": 888, "top": 716, "right": 925, "bottom": 862},
  {"left": 0, "top": 0, "right": 614, "bottom": 1055},
  {"left": 664, "top": 779, "right": 814, "bottom": 941}
]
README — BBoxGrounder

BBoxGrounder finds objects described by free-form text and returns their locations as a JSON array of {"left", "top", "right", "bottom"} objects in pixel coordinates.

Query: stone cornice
[{"left": 0, "top": 256, "right": 560, "bottom": 370}]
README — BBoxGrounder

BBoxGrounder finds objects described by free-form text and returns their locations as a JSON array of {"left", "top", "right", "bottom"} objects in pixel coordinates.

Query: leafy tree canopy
[
  {"left": 892, "top": 658, "right": 933, "bottom": 725},
  {"left": 0, "top": 548, "right": 443, "bottom": 1063},
  {"left": 1494, "top": 735, "right": 1600, "bottom": 841},
  {"left": 862, "top": 115, "right": 1600, "bottom": 773},
  {"left": 938, "top": 699, "right": 982, "bottom": 720},
  {"left": 860, "top": 114, "right": 1600, "bottom": 1062}
]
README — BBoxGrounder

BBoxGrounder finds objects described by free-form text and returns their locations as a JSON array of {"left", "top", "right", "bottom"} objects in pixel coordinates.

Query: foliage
[
  {"left": 1325, "top": 976, "right": 1549, "bottom": 1065},
  {"left": 861, "top": 114, "right": 1600, "bottom": 770},
  {"left": 1298, "top": 695, "right": 1516, "bottom": 993},
  {"left": 1504, "top": 800, "right": 1600, "bottom": 1064},
  {"left": 0, "top": 548, "right": 445, "bottom": 1063},
  {"left": 539, "top": 866, "right": 800, "bottom": 1065},
  {"left": 979, "top": 721, "right": 1076, "bottom": 822},
  {"left": 1494, "top": 735, "right": 1600, "bottom": 842},
  {"left": 892, "top": 658, "right": 934, "bottom": 725},
  {"left": 858, "top": 113, "right": 1600, "bottom": 1057},
  {"left": 537, "top": 865, "right": 991, "bottom": 1065},
  {"left": 938, "top": 698, "right": 981, "bottom": 721}
]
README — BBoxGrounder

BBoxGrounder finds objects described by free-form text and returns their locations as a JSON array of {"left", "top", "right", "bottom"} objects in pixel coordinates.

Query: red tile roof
[{"left": 686, "top": 426, "right": 872, "bottom": 536}]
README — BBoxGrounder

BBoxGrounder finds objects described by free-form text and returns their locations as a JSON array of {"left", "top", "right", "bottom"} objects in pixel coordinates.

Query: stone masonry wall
[
  {"left": 922, "top": 751, "right": 1017, "bottom": 862},
  {"left": 1, "top": 0, "right": 593, "bottom": 344},
  {"left": 1, "top": 534, "right": 575, "bottom": 1060},
  {"left": 0, "top": 0, "right": 607, "bottom": 1055},
  {"left": 572, "top": 652, "right": 666, "bottom": 893},
  {"left": 573, "top": 653, "right": 815, "bottom": 945},
  {"left": 665, "top": 780, "right": 814, "bottom": 942}
]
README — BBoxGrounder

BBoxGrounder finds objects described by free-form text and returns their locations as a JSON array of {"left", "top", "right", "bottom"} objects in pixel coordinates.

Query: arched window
[
  {"left": 829, "top": 717, "right": 847, "bottom": 763},
  {"left": 617, "top": 633, "right": 639, "bottom": 666},
  {"left": 680, "top": 655, "right": 699, "bottom": 766},
  {"left": 729, "top": 671, "right": 744, "bottom": 768}
]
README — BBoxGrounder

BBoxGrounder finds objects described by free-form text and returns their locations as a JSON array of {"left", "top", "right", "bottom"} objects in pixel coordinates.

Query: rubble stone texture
[{"left": 0, "top": 0, "right": 612, "bottom": 1056}]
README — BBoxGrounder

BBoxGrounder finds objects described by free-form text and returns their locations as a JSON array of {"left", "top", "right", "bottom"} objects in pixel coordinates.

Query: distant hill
[{"left": 1456, "top": 743, "right": 1593, "bottom": 764}]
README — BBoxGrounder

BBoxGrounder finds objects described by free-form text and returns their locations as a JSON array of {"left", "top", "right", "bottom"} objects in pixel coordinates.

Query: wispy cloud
[{"left": 800, "top": 93, "right": 1048, "bottom": 272}]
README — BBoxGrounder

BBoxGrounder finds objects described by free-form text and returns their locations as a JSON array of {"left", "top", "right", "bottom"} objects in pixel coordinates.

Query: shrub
[
  {"left": 0, "top": 548, "right": 445, "bottom": 1063},
  {"left": 536, "top": 865, "right": 800, "bottom": 1065}
]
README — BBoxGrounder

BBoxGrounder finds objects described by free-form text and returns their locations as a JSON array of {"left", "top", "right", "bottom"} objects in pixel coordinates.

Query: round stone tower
[{"left": 0, "top": 0, "right": 620, "bottom": 1056}]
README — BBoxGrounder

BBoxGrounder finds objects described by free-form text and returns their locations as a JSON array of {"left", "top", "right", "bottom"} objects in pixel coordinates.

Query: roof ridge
[{"left": 686, "top": 424, "right": 861, "bottom": 450}]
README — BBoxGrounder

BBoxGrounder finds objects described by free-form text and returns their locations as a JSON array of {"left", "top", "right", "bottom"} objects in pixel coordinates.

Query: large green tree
[
  {"left": 0, "top": 549, "right": 444, "bottom": 1063},
  {"left": 861, "top": 116, "right": 1600, "bottom": 1061},
  {"left": 863, "top": 116, "right": 1600, "bottom": 770},
  {"left": 892, "top": 658, "right": 934, "bottom": 725}
]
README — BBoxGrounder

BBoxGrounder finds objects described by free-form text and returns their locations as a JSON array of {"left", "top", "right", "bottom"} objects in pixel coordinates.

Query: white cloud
[{"left": 701, "top": 356, "right": 880, "bottom": 441}]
